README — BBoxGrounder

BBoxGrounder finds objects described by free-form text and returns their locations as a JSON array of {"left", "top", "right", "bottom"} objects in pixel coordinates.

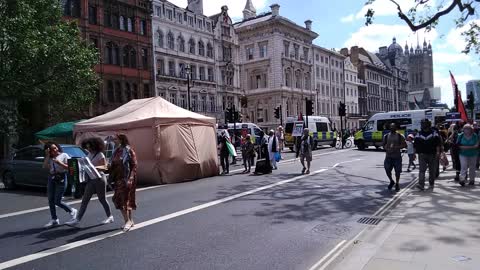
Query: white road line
[
  {"left": 0, "top": 185, "right": 166, "bottom": 220},
  {"left": 0, "top": 169, "right": 330, "bottom": 270},
  {"left": 308, "top": 240, "right": 347, "bottom": 270}
]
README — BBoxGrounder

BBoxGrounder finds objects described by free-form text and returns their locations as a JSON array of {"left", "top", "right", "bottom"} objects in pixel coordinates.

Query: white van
[
  {"left": 354, "top": 109, "right": 449, "bottom": 150},
  {"left": 217, "top": 123, "right": 264, "bottom": 146},
  {"left": 284, "top": 116, "right": 336, "bottom": 150}
]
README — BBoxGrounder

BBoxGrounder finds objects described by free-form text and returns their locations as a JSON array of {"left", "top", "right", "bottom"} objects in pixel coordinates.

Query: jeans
[
  {"left": 220, "top": 153, "right": 229, "bottom": 173},
  {"left": 77, "top": 177, "right": 111, "bottom": 221},
  {"left": 407, "top": 154, "right": 416, "bottom": 170},
  {"left": 460, "top": 155, "right": 477, "bottom": 183},
  {"left": 418, "top": 153, "right": 436, "bottom": 187},
  {"left": 243, "top": 155, "right": 254, "bottom": 171},
  {"left": 384, "top": 157, "right": 402, "bottom": 178},
  {"left": 47, "top": 174, "right": 73, "bottom": 220}
]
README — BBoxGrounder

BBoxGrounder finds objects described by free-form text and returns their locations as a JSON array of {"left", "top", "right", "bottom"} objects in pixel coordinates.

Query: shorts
[
  {"left": 384, "top": 157, "right": 402, "bottom": 176},
  {"left": 300, "top": 152, "right": 313, "bottom": 162}
]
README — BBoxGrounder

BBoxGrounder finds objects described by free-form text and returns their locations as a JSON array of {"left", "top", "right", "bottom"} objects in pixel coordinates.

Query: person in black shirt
[{"left": 414, "top": 119, "right": 441, "bottom": 190}]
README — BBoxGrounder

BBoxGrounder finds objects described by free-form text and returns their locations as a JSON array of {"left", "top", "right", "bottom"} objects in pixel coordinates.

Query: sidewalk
[{"left": 333, "top": 169, "right": 480, "bottom": 270}]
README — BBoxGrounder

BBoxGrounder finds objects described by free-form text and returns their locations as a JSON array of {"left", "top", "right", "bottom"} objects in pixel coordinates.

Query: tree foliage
[
  {"left": 0, "top": 0, "right": 99, "bottom": 135},
  {"left": 364, "top": 0, "right": 480, "bottom": 55}
]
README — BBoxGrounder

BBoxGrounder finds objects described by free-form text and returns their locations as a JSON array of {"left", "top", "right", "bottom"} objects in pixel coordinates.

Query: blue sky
[{"left": 169, "top": 0, "right": 480, "bottom": 106}]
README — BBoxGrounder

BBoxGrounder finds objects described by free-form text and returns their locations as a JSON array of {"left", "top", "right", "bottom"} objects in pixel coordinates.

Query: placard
[
  {"left": 292, "top": 121, "right": 304, "bottom": 137},
  {"left": 445, "top": 112, "right": 461, "bottom": 122}
]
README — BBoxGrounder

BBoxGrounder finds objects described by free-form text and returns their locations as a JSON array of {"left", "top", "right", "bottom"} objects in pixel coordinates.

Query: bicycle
[{"left": 335, "top": 137, "right": 353, "bottom": 149}]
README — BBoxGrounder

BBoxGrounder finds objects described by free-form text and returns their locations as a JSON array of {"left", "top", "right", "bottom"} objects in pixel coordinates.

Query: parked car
[{"left": 0, "top": 144, "right": 87, "bottom": 198}]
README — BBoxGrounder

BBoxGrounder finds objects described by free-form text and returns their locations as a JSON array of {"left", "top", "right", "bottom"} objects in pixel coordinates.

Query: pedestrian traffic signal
[
  {"left": 274, "top": 107, "right": 281, "bottom": 119},
  {"left": 306, "top": 99, "right": 314, "bottom": 116},
  {"left": 339, "top": 102, "right": 346, "bottom": 117}
]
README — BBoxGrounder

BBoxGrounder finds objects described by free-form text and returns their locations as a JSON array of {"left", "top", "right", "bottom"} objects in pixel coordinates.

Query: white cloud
[
  {"left": 340, "top": 14, "right": 355, "bottom": 23},
  {"left": 349, "top": 0, "right": 437, "bottom": 21},
  {"left": 445, "top": 19, "right": 480, "bottom": 53},
  {"left": 344, "top": 24, "right": 438, "bottom": 52},
  {"left": 435, "top": 72, "right": 474, "bottom": 106},
  {"left": 167, "top": 0, "right": 268, "bottom": 19},
  {"left": 434, "top": 52, "right": 471, "bottom": 64}
]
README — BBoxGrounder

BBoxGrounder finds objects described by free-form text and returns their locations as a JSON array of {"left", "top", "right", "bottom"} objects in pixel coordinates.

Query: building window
[
  {"left": 167, "top": 32, "right": 174, "bottom": 50},
  {"left": 200, "top": 96, "right": 207, "bottom": 111},
  {"left": 168, "top": 61, "right": 175, "bottom": 76},
  {"left": 284, "top": 41, "right": 289, "bottom": 57},
  {"left": 143, "top": 84, "right": 150, "bottom": 98},
  {"left": 180, "top": 94, "right": 187, "bottom": 108},
  {"left": 188, "top": 16, "right": 194, "bottom": 26},
  {"left": 285, "top": 68, "right": 291, "bottom": 87},
  {"left": 210, "top": 96, "right": 216, "bottom": 112},
  {"left": 190, "top": 65, "right": 197, "bottom": 80},
  {"left": 222, "top": 26, "right": 230, "bottom": 36},
  {"left": 104, "top": 9, "right": 111, "bottom": 27},
  {"left": 125, "top": 83, "right": 132, "bottom": 101},
  {"left": 61, "top": 0, "right": 80, "bottom": 17},
  {"left": 127, "top": 18, "right": 133, "bottom": 32},
  {"left": 178, "top": 13, "right": 183, "bottom": 23},
  {"left": 115, "top": 81, "right": 122, "bottom": 103},
  {"left": 192, "top": 95, "right": 198, "bottom": 111},
  {"left": 157, "top": 31, "right": 164, "bottom": 48},
  {"left": 179, "top": 63, "right": 186, "bottom": 78},
  {"left": 207, "top": 43, "right": 213, "bottom": 58},
  {"left": 156, "top": 6, "right": 161, "bottom": 17},
  {"left": 303, "top": 47, "right": 309, "bottom": 61},
  {"left": 295, "top": 70, "right": 302, "bottom": 88},
  {"left": 88, "top": 6, "right": 97, "bottom": 25},
  {"left": 179, "top": 36, "right": 185, "bottom": 52},
  {"left": 166, "top": 9, "right": 173, "bottom": 20},
  {"left": 123, "top": 46, "right": 136, "bottom": 68},
  {"left": 107, "top": 81, "right": 114, "bottom": 103},
  {"left": 208, "top": 68, "right": 214, "bottom": 82},
  {"left": 189, "top": 38, "right": 196, "bottom": 54},
  {"left": 198, "top": 19, "right": 203, "bottom": 30},
  {"left": 198, "top": 41, "right": 205, "bottom": 56},
  {"left": 199, "top": 67, "right": 206, "bottom": 80},
  {"left": 141, "top": 48, "right": 148, "bottom": 69},
  {"left": 223, "top": 45, "right": 232, "bottom": 61},
  {"left": 140, "top": 20, "right": 146, "bottom": 35},
  {"left": 246, "top": 46, "right": 254, "bottom": 60},
  {"left": 157, "top": 59, "right": 165, "bottom": 75},
  {"left": 119, "top": 16, "right": 126, "bottom": 30},
  {"left": 259, "top": 42, "right": 267, "bottom": 58},
  {"left": 206, "top": 22, "right": 211, "bottom": 32},
  {"left": 294, "top": 44, "right": 299, "bottom": 60},
  {"left": 305, "top": 74, "right": 310, "bottom": 90},
  {"left": 104, "top": 42, "right": 119, "bottom": 65},
  {"left": 225, "top": 67, "right": 233, "bottom": 86},
  {"left": 169, "top": 93, "right": 176, "bottom": 105}
]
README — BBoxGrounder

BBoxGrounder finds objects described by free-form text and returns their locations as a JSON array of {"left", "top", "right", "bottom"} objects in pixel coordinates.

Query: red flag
[{"left": 450, "top": 71, "right": 468, "bottom": 122}]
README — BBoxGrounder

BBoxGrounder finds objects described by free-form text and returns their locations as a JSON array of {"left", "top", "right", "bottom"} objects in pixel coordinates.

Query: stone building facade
[
  {"left": 62, "top": 0, "right": 154, "bottom": 116},
  {"left": 152, "top": 0, "right": 241, "bottom": 121},
  {"left": 344, "top": 57, "right": 362, "bottom": 129},
  {"left": 234, "top": 3, "right": 317, "bottom": 130}
]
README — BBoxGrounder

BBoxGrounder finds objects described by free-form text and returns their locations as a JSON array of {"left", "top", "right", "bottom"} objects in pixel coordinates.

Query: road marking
[
  {"left": 0, "top": 185, "right": 166, "bottom": 220},
  {"left": 308, "top": 240, "right": 347, "bottom": 270},
  {"left": 308, "top": 176, "right": 419, "bottom": 270},
  {"left": 0, "top": 169, "right": 330, "bottom": 270}
]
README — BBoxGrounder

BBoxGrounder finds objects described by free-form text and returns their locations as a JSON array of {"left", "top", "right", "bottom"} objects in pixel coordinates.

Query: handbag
[
  {"left": 274, "top": 152, "right": 281, "bottom": 162},
  {"left": 440, "top": 152, "right": 449, "bottom": 167},
  {"left": 51, "top": 162, "right": 65, "bottom": 184}
]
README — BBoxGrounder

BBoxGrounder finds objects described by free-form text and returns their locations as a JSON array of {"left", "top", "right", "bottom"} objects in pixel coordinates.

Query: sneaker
[
  {"left": 388, "top": 181, "right": 395, "bottom": 190},
  {"left": 44, "top": 219, "right": 59, "bottom": 228},
  {"left": 427, "top": 185, "right": 434, "bottom": 191},
  {"left": 407, "top": 169, "right": 411, "bottom": 173},
  {"left": 65, "top": 218, "right": 80, "bottom": 226},
  {"left": 395, "top": 184, "right": 400, "bottom": 192},
  {"left": 301, "top": 167, "right": 306, "bottom": 174},
  {"left": 460, "top": 181, "right": 466, "bottom": 187},
  {"left": 102, "top": 216, "right": 114, "bottom": 224},
  {"left": 468, "top": 181, "right": 475, "bottom": 186},
  {"left": 306, "top": 170, "right": 310, "bottom": 174},
  {"left": 416, "top": 184, "right": 425, "bottom": 191},
  {"left": 70, "top": 208, "right": 78, "bottom": 220}
]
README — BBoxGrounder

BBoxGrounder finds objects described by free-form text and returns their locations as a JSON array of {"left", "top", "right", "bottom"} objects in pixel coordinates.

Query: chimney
[
  {"left": 305, "top": 20, "right": 312, "bottom": 30},
  {"left": 340, "top": 48, "right": 349, "bottom": 57},
  {"left": 270, "top": 4, "right": 280, "bottom": 16},
  {"left": 350, "top": 46, "right": 360, "bottom": 66}
]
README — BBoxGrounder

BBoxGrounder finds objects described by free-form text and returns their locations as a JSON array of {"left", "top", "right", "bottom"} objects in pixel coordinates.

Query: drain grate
[{"left": 357, "top": 216, "right": 383, "bottom": 226}]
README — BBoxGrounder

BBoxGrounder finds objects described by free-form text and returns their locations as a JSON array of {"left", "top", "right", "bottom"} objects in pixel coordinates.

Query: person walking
[
  {"left": 66, "top": 138, "right": 114, "bottom": 226},
  {"left": 296, "top": 128, "right": 313, "bottom": 174},
  {"left": 218, "top": 131, "right": 230, "bottom": 175},
  {"left": 457, "top": 124, "right": 479, "bottom": 186},
  {"left": 254, "top": 131, "right": 272, "bottom": 175},
  {"left": 42, "top": 142, "right": 78, "bottom": 228},
  {"left": 414, "top": 119, "right": 441, "bottom": 191},
  {"left": 276, "top": 126, "right": 285, "bottom": 154},
  {"left": 383, "top": 123, "right": 407, "bottom": 192},
  {"left": 268, "top": 130, "right": 279, "bottom": 170},
  {"left": 448, "top": 123, "right": 462, "bottom": 181},
  {"left": 242, "top": 134, "right": 255, "bottom": 173},
  {"left": 109, "top": 134, "right": 138, "bottom": 232},
  {"left": 406, "top": 134, "right": 416, "bottom": 172}
]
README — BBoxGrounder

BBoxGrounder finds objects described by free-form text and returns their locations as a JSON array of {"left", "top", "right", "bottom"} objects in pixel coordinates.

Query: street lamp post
[{"left": 185, "top": 64, "right": 192, "bottom": 111}]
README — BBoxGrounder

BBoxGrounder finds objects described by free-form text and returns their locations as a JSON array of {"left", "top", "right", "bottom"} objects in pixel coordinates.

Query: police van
[
  {"left": 217, "top": 123, "right": 264, "bottom": 146},
  {"left": 284, "top": 116, "right": 336, "bottom": 151},
  {"left": 354, "top": 109, "right": 448, "bottom": 150}
]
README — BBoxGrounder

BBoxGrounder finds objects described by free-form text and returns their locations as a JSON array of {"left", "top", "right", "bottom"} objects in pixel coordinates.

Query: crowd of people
[
  {"left": 383, "top": 119, "right": 479, "bottom": 192},
  {"left": 42, "top": 134, "right": 138, "bottom": 232}
]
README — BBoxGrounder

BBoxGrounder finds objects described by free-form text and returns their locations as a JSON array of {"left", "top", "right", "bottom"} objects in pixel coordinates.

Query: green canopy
[{"left": 35, "top": 121, "right": 82, "bottom": 140}]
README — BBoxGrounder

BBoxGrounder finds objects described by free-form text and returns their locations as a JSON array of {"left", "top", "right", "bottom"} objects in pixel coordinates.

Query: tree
[
  {"left": 364, "top": 0, "right": 480, "bottom": 55},
  {"left": 0, "top": 0, "right": 99, "bottom": 136}
]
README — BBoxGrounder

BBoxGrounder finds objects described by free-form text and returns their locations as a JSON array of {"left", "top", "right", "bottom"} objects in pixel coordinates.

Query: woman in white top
[
  {"left": 267, "top": 130, "right": 279, "bottom": 170},
  {"left": 66, "top": 138, "right": 113, "bottom": 226},
  {"left": 42, "top": 143, "right": 77, "bottom": 228}
]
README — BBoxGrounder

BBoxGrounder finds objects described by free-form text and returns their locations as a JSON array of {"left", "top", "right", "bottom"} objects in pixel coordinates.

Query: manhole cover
[
  {"left": 357, "top": 216, "right": 383, "bottom": 225},
  {"left": 311, "top": 224, "right": 351, "bottom": 237}
]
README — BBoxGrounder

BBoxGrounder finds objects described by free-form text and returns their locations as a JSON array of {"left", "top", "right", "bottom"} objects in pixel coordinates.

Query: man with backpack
[
  {"left": 383, "top": 123, "right": 407, "bottom": 192},
  {"left": 414, "top": 119, "right": 442, "bottom": 191},
  {"left": 296, "top": 128, "right": 313, "bottom": 174}
]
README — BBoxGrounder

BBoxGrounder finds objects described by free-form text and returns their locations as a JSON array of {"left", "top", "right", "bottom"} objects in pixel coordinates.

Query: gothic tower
[
  {"left": 243, "top": 0, "right": 256, "bottom": 20},
  {"left": 406, "top": 38, "right": 434, "bottom": 107}
]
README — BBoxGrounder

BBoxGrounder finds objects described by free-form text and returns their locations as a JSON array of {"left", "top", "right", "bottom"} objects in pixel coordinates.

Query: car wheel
[
  {"left": 357, "top": 141, "right": 366, "bottom": 150},
  {"left": 2, "top": 171, "right": 16, "bottom": 190}
]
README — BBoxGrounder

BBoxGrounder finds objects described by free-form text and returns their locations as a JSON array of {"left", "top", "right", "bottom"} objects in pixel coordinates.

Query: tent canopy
[
  {"left": 36, "top": 121, "right": 82, "bottom": 140},
  {"left": 74, "top": 97, "right": 216, "bottom": 133}
]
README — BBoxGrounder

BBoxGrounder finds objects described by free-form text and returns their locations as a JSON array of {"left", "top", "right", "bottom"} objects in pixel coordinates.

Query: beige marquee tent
[{"left": 73, "top": 97, "right": 219, "bottom": 184}]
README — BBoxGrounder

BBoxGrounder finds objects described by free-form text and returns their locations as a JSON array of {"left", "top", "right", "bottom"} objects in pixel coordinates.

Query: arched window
[
  {"left": 125, "top": 82, "right": 132, "bottom": 101},
  {"left": 130, "top": 48, "right": 136, "bottom": 68},
  {"left": 115, "top": 81, "right": 122, "bottom": 103},
  {"left": 295, "top": 70, "right": 302, "bottom": 88},
  {"left": 133, "top": 84, "right": 138, "bottom": 99},
  {"left": 167, "top": 32, "right": 174, "bottom": 49},
  {"left": 198, "top": 41, "right": 205, "bottom": 56},
  {"left": 123, "top": 46, "right": 136, "bottom": 68},
  {"left": 104, "top": 42, "right": 119, "bottom": 65},
  {"left": 104, "top": 43, "right": 112, "bottom": 64},
  {"left": 304, "top": 73, "right": 310, "bottom": 90},
  {"left": 285, "top": 68, "right": 291, "bottom": 87},
  {"left": 207, "top": 43, "right": 213, "bottom": 58},
  {"left": 189, "top": 38, "right": 195, "bottom": 54},
  {"left": 178, "top": 36, "right": 185, "bottom": 52},
  {"left": 107, "top": 81, "right": 114, "bottom": 103},
  {"left": 157, "top": 30, "right": 164, "bottom": 48},
  {"left": 127, "top": 18, "right": 133, "bottom": 32},
  {"left": 119, "top": 16, "right": 125, "bottom": 30}
]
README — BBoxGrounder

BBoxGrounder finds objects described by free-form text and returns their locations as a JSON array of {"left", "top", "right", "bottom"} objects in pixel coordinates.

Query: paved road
[{"left": 0, "top": 147, "right": 417, "bottom": 270}]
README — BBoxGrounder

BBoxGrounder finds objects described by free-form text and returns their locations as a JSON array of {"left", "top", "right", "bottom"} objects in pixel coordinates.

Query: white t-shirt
[
  {"left": 88, "top": 152, "right": 106, "bottom": 166},
  {"left": 49, "top": 152, "right": 70, "bottom": 174}
]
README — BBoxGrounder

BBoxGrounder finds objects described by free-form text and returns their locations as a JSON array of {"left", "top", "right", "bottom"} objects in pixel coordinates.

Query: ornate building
[
  {"left": 344, "top": 57, "right": 362, "bottom": 129},
  {"left": 234, "top": 2, "right": 317, "bottom": 130}
]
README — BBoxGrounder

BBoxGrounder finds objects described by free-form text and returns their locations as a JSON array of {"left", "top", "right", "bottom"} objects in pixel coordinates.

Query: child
[{"left": 406, "top": 134, "right": 416, "bottom": 172}]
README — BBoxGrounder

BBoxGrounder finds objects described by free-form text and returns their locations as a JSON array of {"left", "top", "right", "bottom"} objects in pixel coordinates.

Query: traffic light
[
  {"left": 274, "top": 107, "right": 280, "bottom": 119},
  {"left": 467, "top": 92, "right": 475, "bottom": 111},
  {"left": 306, "top": 99, "right": 314, "bottom": 116},
  {"left": 339, "top": 102, "right": 346, "bottom": 117}
]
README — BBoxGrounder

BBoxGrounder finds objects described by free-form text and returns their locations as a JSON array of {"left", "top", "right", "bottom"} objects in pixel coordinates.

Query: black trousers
[{"left": 220, "top": 153, "right": 229, "bottom": 173}]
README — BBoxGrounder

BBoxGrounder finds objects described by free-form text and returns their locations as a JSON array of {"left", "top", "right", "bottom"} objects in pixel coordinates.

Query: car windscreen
[
  {"left": 285, "top": 123, "right": 293, "bottom": 133},
  {"left": 63, "top": 147, "right": 87, "bottom": 158}
]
